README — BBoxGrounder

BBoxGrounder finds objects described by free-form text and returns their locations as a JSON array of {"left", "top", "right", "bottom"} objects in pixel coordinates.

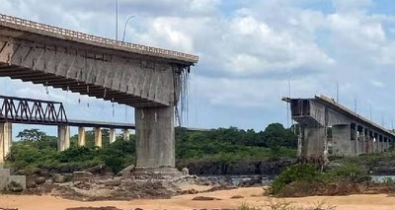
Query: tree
[{"left": 17, "top": 129, "right": 47, "bottom": 141}]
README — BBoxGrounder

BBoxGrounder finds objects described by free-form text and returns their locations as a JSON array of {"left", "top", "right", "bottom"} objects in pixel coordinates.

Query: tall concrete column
[
  {"left": 123, "top": 129, "right": 130, "bottom": 141},
  {"left": 58, "top": 125, "right": 70, "bottom": 151},
  {"left": 134, "top": 106, "right": 179, "bottom": 174},
  {"left": 300, "top": 127, "right": 325, "bottom": 158},
  {"left": 94, "top": 127, "right": 102, "bottom": 148},
  {"left": 332, "top": 124, "right": 354, "bottom": 156},
  {"left": 0, "top": 122, "right": 12, "bottom": 163},
  {"left": 109, "top": 128, "right": 116, "bottom": 144},
  {"left": 379, "top": 136, "right": 383, "bottom": 152},
  {"left": 78, "top": 127, "right": 86, "bottom": 147}
]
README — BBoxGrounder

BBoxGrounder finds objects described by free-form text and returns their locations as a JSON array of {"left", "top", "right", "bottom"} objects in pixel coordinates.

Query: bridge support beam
[
  {"left": 123, "top": 129, "right": 130, "bottom": 141},
  {"left": 0, "top": 122, "right": 12, "bottom": 163},
  {"left": 58, "top": 125, "right": 70, "bottom": 151},
  {"left": 78, "top": 127, "right": 86, "bottom": 147},
  {"left": 109, "top": 128, "right": 116, "bottom": 144},
  {"left": 134, "top": 106, "right": 180, "bottom": 176},
  {"left": 94, "top": 128, "right": 102, "bottom": 148}
]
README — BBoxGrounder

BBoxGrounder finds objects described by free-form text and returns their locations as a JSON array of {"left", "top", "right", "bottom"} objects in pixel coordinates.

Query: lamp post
[
  {"left": 122, "top": 15, "right": 136, "bottom": 42},
  {"left": 116, "top": 0, "right": 119, "bottom": 40}
]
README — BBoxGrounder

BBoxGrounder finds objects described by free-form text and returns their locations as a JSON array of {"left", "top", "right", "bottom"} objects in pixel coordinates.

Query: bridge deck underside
[{"left": 0, "top": 62, "right": 162, "bottom": 108}]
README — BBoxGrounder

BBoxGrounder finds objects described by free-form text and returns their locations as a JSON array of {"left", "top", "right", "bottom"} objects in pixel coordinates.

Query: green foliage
[
  {"left": 237, "top": 202, "right": 262, "bottom": 210},
  {"left": 270, "top": 164, "right": 321, "bottom": 195},
  {"left": 9, "top": 123, "right": 296, "bottom": 174},
  {"left": 270, "top": 162, "right": 368, "bottom": 197},
  {"left": 325, "top": 163, "right": 364, "bottom": 182},
  {"left": 16, "top": 129, "right": 47, "bottom": 141},
  {"left": 238, "top": 200, "right": 336, "bottom": 210},
  {"left": 176, "top": 123, "right": 297, "bottom": 162},
  {"left": 8, "top": 129, "right": 137, "bottom": 173}
]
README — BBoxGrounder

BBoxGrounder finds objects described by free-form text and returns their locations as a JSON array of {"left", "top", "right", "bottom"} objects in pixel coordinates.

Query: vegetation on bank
[
  {"left": 6, "top": 123, "right": 298, "bottom": 173},
  {"left": 237, "top": 200, "right": 336, "bottom": 210},
  {"left": 268, "top": 162, "right": 369, "bottom": 197}
]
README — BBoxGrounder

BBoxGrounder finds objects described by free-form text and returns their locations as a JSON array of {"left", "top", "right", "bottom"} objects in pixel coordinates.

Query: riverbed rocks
[
  {"left": 53, "top": 173, "right": 66, "bottom": 183},
  {"left": 230, "top": 195, "right": 244, "bottom": 199},
  {"left": 117, "top": 164, "right": 134, "bottom": 177},
  {"left": 192, "top": 196, "right": 222, "bottom": 201},
  {"left": 73, "top": 171, "right": 94, "bottom": 182},
  {"left": 35, "top": 177, "right": 46, "bottom": 185}
]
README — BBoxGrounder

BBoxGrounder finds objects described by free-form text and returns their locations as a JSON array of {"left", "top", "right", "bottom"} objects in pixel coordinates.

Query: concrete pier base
[
  {"left": 78, "top": 127, "right": 86, "bottom": 147},
  {"left": 109, "top": 128, "right": 116, "bottom": 144},
  {"left": 0, "top": 122, "right": 12, "bottom": 163},
  {"left": 134, "top": 106, "right": 181, "bottom": 177},
  {"left": 300, "top": 127, "right": 325, "bottom": 159},
  {"left": 94, "top": 127, "right": 102, "bottom": 148},
  {"left": 58, "top": 125, "right": 70, "bottom": 151}
]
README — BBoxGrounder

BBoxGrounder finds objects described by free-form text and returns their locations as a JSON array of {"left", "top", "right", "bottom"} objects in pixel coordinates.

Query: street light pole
[
  {"left": 122, "top": 15, "right": 136, "bottom": 42},
  {"left": 116, "top": 0, "right": 119, "bottom": 40}
]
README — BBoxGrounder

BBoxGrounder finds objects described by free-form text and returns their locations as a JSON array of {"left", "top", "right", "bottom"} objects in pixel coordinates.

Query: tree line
[{"left": 8, "top": 123, "right": 297, "bottom": 173}]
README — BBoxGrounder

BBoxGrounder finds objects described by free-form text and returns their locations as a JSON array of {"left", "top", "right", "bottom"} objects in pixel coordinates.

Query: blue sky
[{"left": 2, "top": 0, "right": 395, "bottom": 137}]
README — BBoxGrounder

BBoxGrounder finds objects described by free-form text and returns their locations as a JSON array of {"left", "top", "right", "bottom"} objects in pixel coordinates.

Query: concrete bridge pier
[
  {"left": 355, "top": 125, "right": 360, "bottom": 156},
  {"left": 134, "top": 106, "right": 180, "bottom": 176},
  {"left": 332, "top": 124, "right": 354, "bottom": 156},
  {"left": 58, "top": 125, "right": 70, "bottom": 151},
  {"left": 109, "top": 128, "right": 116, "bottom": 144},
  {"left": 78, "top": 127, "right": 86, "bottom": 147},
  {"left": 0, "top": 122, "right": 12, "bottom": 163},
  {"left": 94, "top": 127, "right": 102, "bottom": 148},
  {"left": 300, "top": 127, "right": 326, "bottom": 159},
  {"left": 123, "top": 129, "right": 130, "bottom": 141}
]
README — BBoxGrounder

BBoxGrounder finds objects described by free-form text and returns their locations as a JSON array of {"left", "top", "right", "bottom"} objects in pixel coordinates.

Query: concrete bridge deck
[{"left": 0, "top": 13, "right": 199, "bottom": 173}]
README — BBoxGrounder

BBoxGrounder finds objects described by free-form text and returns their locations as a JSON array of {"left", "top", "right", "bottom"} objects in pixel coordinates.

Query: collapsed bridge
[{"left": 284, "top": 95, "right": 395, "bottom": 160}]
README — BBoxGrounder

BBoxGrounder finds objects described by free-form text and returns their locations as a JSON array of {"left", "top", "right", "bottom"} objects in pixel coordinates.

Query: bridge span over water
[
  {"left": 284, "top": 95, "right": 395, "bottom": 160},
  {"left": 0, "top": 14, "right": 199, "bottom": 174}
]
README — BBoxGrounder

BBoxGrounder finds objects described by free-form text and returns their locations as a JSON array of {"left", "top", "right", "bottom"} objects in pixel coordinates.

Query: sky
[{"left": 1, "top": 0, "right": 395, "bottom": 137}]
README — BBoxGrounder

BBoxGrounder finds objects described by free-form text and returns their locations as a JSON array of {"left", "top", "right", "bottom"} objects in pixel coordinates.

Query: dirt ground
[{"left": 1, "top": 186, "right": 395, "bottom": 210}]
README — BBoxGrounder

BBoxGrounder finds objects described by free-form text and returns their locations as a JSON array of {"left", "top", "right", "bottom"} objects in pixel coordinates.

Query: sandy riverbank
[{"left": 0, "top": 186, "right": 394, "bottom": 210}]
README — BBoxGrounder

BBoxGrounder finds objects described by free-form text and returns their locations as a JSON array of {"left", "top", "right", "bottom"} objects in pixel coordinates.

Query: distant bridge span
[{"left": 284, "top": 95, "right": 395, "bottom": 160}]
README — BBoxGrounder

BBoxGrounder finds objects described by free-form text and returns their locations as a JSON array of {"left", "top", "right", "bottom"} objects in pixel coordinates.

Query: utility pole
[
  {"left": 382, "top": 116, "right": 385, "bottom": 127},
  {"left": 286, "top": 79, "right": 291, "bottom": 128},
  {"left": 116, "top": 0, "right": 119, "bottom": 40},
  {"left": 336, "top": 81, "right": 339, "bottom": 103}
]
